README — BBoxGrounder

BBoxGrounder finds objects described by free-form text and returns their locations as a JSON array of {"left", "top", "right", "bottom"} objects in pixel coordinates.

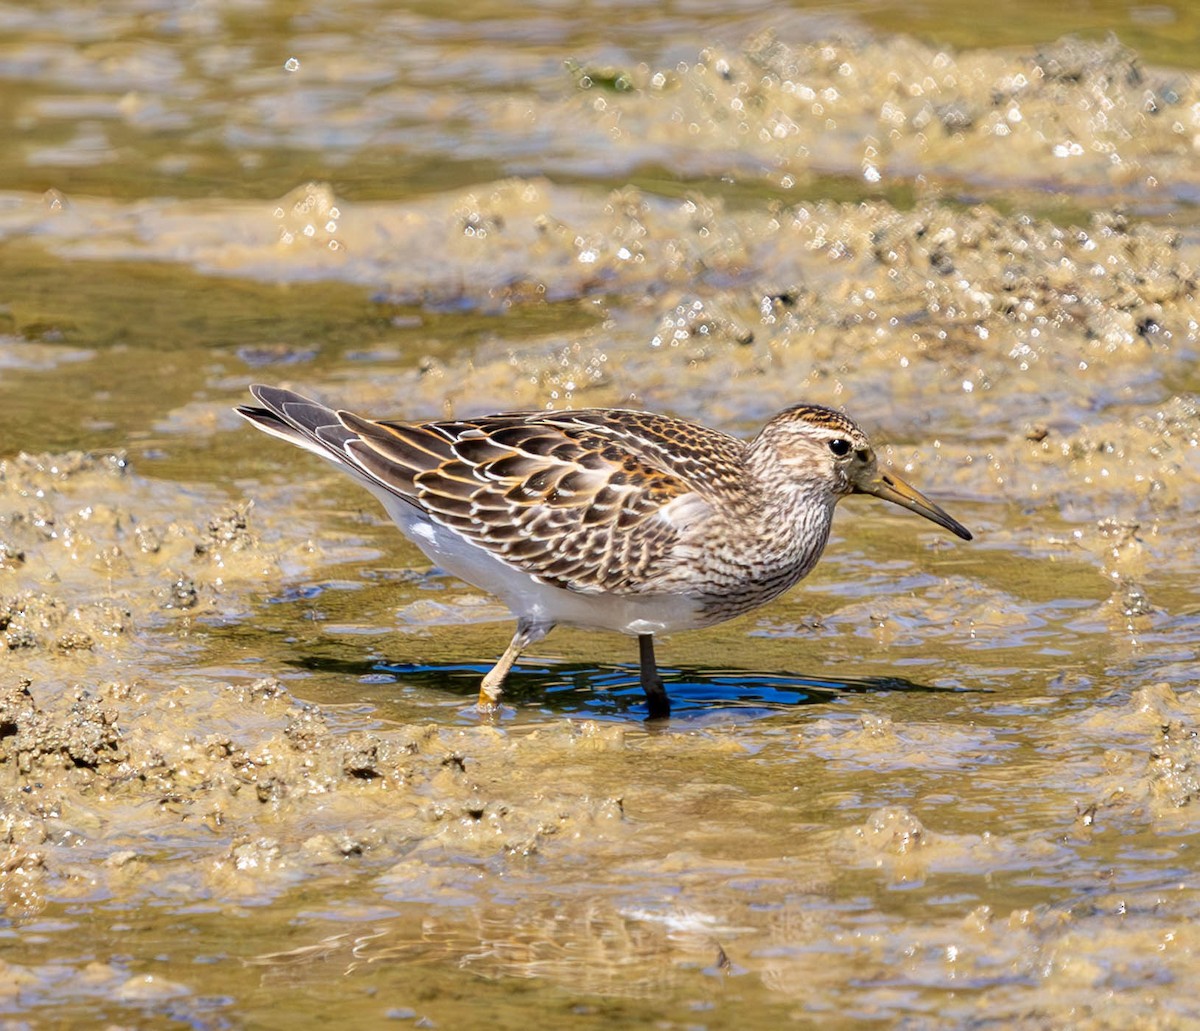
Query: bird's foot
[{"left": 642, "top": 678, "right": 670, "bottom": 721}]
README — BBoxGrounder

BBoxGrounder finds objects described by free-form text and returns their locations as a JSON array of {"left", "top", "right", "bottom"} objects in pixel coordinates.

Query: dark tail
[{"left": 236, "top": 384, "right": 357, "bottom": 460}]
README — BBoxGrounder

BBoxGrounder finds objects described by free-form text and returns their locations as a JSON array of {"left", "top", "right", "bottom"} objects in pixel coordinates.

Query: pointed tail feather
[{"left": 236, "top": 384, "right": 357, "bottom": 463}]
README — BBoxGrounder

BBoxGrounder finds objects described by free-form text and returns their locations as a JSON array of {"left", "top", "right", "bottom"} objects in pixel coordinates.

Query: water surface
[{"left": 2, "top": 2, "right": 1200, "bottom": 1028}]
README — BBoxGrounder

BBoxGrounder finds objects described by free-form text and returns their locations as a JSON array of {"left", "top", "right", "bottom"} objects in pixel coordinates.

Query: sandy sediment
[{"left": 2, "top": 24, "right": 1200, "bottom": 1028}]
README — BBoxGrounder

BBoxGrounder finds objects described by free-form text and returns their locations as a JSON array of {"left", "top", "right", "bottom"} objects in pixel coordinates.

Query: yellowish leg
[
  {"left": 478, "top": 619, "right": 552, "bottom": 709},
  {"left": 478, "top": 636, "right": 525, "bottom": 705}
]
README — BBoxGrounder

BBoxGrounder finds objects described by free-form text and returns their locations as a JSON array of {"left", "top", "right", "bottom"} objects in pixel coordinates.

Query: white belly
[{"left": 372, "top": 488, "right": 705, "bottom": 635}]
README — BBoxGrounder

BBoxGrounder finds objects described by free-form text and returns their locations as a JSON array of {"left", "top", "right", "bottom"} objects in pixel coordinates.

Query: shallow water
[{"left": 3, "top": 2, "right": 1200, "bottom": 1028}]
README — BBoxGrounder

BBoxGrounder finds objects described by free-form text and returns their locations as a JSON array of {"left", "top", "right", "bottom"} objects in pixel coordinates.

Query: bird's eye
[{"left": 828, "top": 438, "right": 851, "bottom": 457}]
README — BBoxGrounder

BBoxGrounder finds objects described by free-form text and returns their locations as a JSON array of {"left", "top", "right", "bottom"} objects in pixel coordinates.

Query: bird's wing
[{"left": 338, "top": 407, "right": 745, "bottom": 594}]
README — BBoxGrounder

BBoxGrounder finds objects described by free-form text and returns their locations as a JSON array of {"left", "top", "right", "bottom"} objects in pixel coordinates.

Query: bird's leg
[
  {"left": 479, "top": 619, "right": 552, "bottom": 709},
  {"left": 638, "top": 634, "right": 670, "bottom": 719}
]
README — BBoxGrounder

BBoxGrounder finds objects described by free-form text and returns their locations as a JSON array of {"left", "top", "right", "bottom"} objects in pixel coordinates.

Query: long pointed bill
[{"left": 855, "top": 470, "right": 973, "bottom": 541}]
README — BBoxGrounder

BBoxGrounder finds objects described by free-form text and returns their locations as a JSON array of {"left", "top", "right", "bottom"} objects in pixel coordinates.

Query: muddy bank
[{"left": 2, "top": 16, "right": 1200, "bottom": 1031}]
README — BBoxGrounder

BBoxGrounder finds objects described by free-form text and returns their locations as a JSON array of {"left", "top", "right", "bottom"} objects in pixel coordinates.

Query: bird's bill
[{"left": 855, "top": 470, "right": 973, "bottom": 541}]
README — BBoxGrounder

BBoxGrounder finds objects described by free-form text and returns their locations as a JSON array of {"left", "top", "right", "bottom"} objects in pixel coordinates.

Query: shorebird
[{"left": 238, "top": 385, "right": 971, "bottom": 718}]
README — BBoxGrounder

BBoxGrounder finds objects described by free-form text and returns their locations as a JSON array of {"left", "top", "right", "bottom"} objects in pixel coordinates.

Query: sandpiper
[{"left": 238, "top": 385, "right": 971, "bottom": 718}]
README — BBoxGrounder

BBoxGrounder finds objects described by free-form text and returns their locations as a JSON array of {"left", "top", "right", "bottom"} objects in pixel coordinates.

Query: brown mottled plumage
[{"left": 238, "top": 385, "right": 971, "bottom": 718}]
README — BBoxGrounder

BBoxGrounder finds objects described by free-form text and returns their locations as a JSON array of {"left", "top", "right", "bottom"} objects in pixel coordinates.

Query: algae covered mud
[{"left": 3, "top": 1, "right": 1200, "bottom": 1027}]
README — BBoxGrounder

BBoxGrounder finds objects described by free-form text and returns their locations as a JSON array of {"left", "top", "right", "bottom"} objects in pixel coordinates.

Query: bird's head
[{"left": 751, "top": 404, "right": 972, "bottom": 541}]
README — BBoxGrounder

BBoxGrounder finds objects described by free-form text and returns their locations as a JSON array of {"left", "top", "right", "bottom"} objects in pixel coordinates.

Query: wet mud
[{"left": 3, "top": 5, "right": 1200, "bottom": 1028}]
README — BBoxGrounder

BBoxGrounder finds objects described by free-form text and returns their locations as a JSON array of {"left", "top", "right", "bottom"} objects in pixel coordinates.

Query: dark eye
[{"left": 828, "top": 438, "right": 851, "bottom": 457}]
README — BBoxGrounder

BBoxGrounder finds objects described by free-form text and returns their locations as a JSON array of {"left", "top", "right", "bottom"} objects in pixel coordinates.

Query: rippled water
[{"left": 3, "top": 2, "right": 1200, "bottom": 1029}]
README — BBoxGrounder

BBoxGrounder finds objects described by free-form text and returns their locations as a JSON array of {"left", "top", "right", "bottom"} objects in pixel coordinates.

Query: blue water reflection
[{"left": 373, "top": 659, "right": 968, "bottom": 720}]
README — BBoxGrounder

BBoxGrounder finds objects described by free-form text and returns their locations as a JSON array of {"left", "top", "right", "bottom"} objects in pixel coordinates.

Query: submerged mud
[{"left": 2, "top": 11, "right": 1200, "bottom": 1030}]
